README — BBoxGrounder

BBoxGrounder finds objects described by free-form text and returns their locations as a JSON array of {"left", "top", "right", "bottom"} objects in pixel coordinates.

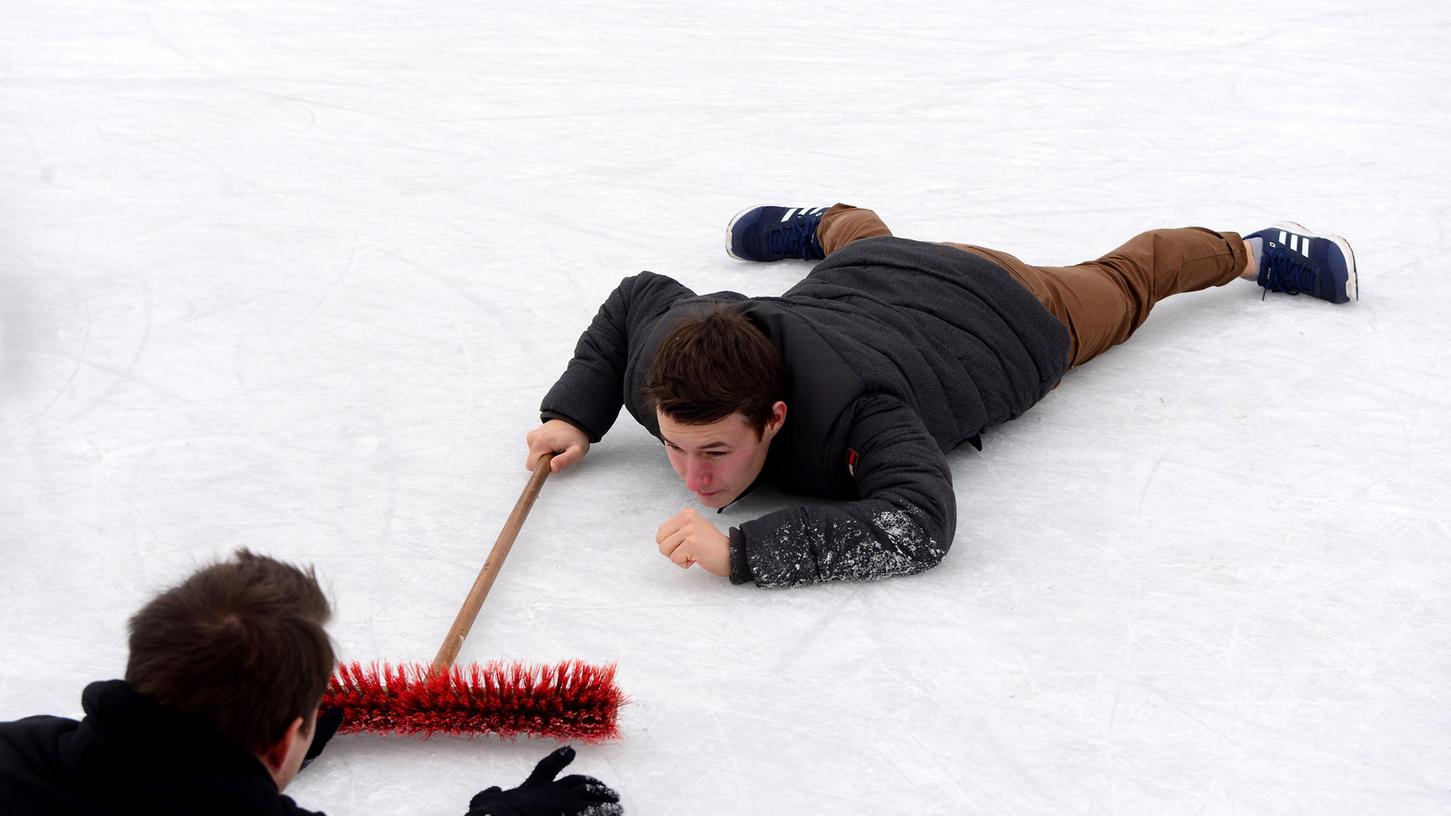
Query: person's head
[
  {"left": 125, "top": 549, "right": 334, "bottom": 790},
  {"left": 645, "top": 307, "right": 788, "bottom": 507}
]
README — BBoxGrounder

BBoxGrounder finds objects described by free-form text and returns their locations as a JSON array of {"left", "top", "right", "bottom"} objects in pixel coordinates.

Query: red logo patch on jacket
[{"left": 846, "top": 448, "right": 859, "bottom": 477}]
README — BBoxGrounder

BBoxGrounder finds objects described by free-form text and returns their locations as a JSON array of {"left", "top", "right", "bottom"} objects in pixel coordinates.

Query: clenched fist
[{"left": 655, "top": 508, "right": 730, "bottom": 577}]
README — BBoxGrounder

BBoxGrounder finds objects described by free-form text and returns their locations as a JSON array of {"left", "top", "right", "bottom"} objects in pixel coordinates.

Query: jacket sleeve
[
  {"left": 728, "top": 393, "right": 957, "bottom": 588},
  {"left": 281, "top": 795, "right": 328, "bottom": 816},
  {"left": 539, "top": 272, "right": 696, "bottom": 442}
]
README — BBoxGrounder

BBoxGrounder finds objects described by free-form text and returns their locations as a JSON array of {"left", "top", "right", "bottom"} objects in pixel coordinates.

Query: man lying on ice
[{"left": 524, "top": 204, "right": 1356, "bottom": 588}]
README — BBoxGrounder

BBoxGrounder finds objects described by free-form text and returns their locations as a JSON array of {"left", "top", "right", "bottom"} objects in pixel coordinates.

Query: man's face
[{"left": 657, "top": 403, "right": 786, "bottom": 509}]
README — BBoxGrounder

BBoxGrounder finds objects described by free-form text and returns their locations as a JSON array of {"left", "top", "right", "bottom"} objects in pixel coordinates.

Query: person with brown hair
[
  {"left": 525, "top": 204, "right": 1356, "bottom": 589},
  {"left": 0, "top": 549, "right": 622, "bottom": 815}
]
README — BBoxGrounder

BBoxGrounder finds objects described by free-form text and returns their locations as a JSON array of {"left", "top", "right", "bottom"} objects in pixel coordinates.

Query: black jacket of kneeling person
[
  {"left": 0, "top": 681, "right": 618, "bottom": 815},
  {"left": 542, "top": 237, "right": 1071, "bottom": 588},
  {"left": 0, "top": 679, "right": 324, "bottom": 815}
]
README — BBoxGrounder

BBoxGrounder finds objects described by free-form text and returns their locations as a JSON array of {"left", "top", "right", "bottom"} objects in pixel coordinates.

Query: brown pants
[{"left": 817, "top": 204, "right": 1248, "bottom": 367}]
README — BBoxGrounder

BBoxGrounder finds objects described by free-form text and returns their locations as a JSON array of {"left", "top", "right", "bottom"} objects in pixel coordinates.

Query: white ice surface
[{"left": 2, "top": 1, "right": 1449, "bottom": 813}]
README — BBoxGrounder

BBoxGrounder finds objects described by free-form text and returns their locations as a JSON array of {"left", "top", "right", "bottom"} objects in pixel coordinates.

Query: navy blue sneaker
[
  {"left": 1247, "top": 221, "right": 1357, "bottom": 303},
  {"left": 726, "top": 206, "right": 829, "bottom": 262}
]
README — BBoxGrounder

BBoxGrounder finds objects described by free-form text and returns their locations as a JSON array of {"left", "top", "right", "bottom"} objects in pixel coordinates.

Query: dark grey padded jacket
[{"left": 542, "top": 237, "right": 1070, "bottom": 588}]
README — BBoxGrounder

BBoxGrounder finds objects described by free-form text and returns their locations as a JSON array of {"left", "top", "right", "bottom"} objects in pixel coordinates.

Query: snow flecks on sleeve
[
  {"left": 742, "top": 504, "right": 947, "bottom": 589},
  {"left": 731, "top": 393, "right": 957, "bottom": 589}
]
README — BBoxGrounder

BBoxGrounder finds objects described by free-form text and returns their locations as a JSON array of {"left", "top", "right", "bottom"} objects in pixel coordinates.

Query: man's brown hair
[
  {"left": 125, "top": 549, "right": 335, "bottom": 756},
  {"left": 645, "top": 307, "right": 785, "bottom": 434}
]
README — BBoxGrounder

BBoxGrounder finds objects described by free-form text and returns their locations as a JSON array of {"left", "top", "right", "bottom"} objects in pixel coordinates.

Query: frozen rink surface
[{"left": 2, "top": 1, "right": 1448, "bottom": 813}]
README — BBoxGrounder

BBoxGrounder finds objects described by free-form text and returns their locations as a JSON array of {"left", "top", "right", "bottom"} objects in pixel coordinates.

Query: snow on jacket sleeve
[
  {"left": 729, "top": 393, "right": 956, "bottom": 588},
  {"left": 540, "top": 272, "right": 696, "bottom": 442}
]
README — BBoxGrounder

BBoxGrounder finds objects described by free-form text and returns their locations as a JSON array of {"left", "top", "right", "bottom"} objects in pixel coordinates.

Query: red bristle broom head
[{"left": 324, "top": 659, "right": 623, "bottom": 741}]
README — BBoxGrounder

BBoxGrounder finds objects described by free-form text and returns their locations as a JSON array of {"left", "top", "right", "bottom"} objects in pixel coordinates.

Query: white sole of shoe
[
  {"left": 1272, "top": 220, "right": 1358, "bottom": 302},
  {"left": 725, "top": 208, "right": 752, "bottom": 260},
  {"left": 1332, "top": 234, "right": 1358, "bottom": 301}
]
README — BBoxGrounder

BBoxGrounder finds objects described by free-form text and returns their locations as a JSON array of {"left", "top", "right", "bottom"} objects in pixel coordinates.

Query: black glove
[
  {"left": 300, "top": 707, "right": 344, "bottom": 770},
  {"left": 466, "top": 746, "right": 622, "bottom": 816}
]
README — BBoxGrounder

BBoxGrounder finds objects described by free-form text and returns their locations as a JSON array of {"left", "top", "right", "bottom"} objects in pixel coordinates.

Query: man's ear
[
  {"left": 766, "top": 400, "right": 788, "bottom": 436},
  {"left": 260, "top": 716, "right": 307, "bottom": 779}
]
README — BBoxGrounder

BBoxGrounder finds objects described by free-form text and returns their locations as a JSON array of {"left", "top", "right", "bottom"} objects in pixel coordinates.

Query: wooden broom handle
[{"left": 431, "top": 453, "right": 554, "bottom": 674}]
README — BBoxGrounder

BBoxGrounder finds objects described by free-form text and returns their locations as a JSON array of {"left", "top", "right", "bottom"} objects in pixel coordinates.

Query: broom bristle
[{"left": 324, "top": 660, "right": 623, "bottom": 741}]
